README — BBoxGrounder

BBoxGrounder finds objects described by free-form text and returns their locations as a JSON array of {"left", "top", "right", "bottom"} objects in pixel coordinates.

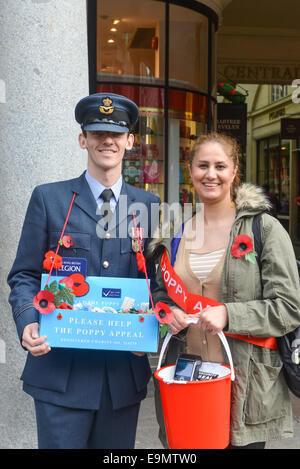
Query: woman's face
[{"left": 189, "top": 141, "right": 237, "bottom": 204}]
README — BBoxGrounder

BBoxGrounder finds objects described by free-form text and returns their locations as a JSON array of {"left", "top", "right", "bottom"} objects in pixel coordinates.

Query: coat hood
[{"left": 235, "top": 183, "right": 271, "bottom": 214}]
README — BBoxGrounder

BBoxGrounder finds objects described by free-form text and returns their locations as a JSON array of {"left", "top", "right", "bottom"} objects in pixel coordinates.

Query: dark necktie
[{"left": 100, "top": 189, "right": 113, "bottom": 231}]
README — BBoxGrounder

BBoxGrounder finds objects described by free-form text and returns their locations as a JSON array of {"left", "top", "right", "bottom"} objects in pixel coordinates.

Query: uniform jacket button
[
  {"left": 105, "top": 232, "right": 111, "bottom": 240},
  {"left": 103, "top": 261, "right": 109, "bottom": 269}
]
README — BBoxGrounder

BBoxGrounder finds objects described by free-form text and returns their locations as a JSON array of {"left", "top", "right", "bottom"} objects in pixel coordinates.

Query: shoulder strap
[
  {"left": 252, "top": 213, "right": 263, "bottom": 272},
  {"left": 170, "top": 223, "right": 184, "bottom": 266}
]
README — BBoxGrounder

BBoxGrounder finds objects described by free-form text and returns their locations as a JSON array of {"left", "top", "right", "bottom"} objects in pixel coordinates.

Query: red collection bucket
[{"left": 154, "top": 330, "right": 235, "bottom": 449}]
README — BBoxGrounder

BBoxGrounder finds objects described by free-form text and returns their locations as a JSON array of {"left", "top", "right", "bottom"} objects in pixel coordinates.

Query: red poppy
[
  {"left": 59, "top": 302, "right": 73, "bottom": 310},
  {"left": 69, "top": 273, "right": 89, "bottom": 297},
  {"left": 61, "top": 235, "right": 73, "bottom": 248},
  {"left": 59, "top": 277, "right": 74, "bottom": 290},
  {"left": 33, "top": 290, "right": 55, "bottom": 315},
  {"left": 154, "top": 302, "right": 174, "bottom": 325},
  {"left": 294, "top": 196, "right": 300, "bottom": 205},
  {"left": 136, "top": 252, "right": 147, "bottom": 274},
  {"left": 139, "top": 316, "right": 145, "bottom": 322},
  {"left": 231, "top": 234, "right": 253, "bottom": 258},
  {"left": 43, "top": 251, "right": 63, "bottom": 270},
  {"left": 57, "top": 313, "right": 63, "bottom": 320}
]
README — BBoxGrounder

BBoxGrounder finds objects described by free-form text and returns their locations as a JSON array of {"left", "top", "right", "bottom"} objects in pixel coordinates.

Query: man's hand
[{"left": 22, "top": 322, "right": 51, "bottom": 357}]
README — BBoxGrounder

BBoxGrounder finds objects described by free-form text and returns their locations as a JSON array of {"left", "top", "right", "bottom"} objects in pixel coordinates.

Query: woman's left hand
[{"left": 194, "top": 305, "right": 228, "bottom": 335}]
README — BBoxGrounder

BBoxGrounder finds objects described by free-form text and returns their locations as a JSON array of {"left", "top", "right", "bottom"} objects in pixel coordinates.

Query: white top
[{"left": 189, "top": 248, "right": 225, "bottom": 280}]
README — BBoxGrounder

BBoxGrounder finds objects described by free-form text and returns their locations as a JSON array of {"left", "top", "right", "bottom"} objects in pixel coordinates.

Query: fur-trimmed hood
[{"left": 234, "top": 183, "right": 271, "bottom": 214}]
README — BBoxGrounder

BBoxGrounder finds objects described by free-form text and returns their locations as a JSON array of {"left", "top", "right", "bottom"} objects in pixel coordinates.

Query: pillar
[{"left": 0, "top": 0, "right": 89, "bottom": 448}]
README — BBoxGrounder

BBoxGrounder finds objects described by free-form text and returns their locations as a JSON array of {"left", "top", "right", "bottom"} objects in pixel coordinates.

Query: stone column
[{"left": 0, "top": 0, "right": 89, "bottom": 448}]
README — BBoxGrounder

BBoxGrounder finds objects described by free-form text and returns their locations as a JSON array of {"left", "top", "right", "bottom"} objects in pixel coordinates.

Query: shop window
[
  {"left": 210, "top": 22, "right": 217, "bottom": 97},
  {"left": 271, "top": 85, "right": 288, "bottom": 103},
  {"left": 168, "top": 90, "right": 206, "bottom": 207},
  {"left": 96, "top": 83, "right": 166, "bottom": 202},
  {"left": 169, "top": 4, "right": 208, "bottom": 93},
  {"left": 257, "top": 136, "right": 290, "bottom": 230},
  {"left": 96, "top": 0, "right": 216, "bottom": 205},
  {"left": 97, "top": 0, "right": 165, "bottom": 84}
]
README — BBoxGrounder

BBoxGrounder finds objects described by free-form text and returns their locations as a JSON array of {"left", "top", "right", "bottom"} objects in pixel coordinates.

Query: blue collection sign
[{"left": 39, "top": 275, "right": 159, "bottom": 353}]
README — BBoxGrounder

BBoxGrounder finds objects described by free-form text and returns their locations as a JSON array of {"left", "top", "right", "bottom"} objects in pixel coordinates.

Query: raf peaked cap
[{"left": 75, "top": 93, "right": 139, "bottom": 133}]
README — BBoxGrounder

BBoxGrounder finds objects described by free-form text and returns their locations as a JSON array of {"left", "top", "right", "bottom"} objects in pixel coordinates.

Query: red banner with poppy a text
[{"left": 160, "top": 249, "right": 278, "bottom": 351}]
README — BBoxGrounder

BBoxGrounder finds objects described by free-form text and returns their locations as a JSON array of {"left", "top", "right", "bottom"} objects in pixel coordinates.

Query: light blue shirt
[{"left": 85, "top": 170, "right": 123, "bottom": 212}]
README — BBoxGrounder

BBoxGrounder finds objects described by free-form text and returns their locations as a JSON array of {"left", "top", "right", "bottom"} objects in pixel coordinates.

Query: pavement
[
  {"left": 135, "top": 359, "right": 300, "bottom": 450},
  {"left": 1, "top": 352, "right": 299, "bottom": 450}
]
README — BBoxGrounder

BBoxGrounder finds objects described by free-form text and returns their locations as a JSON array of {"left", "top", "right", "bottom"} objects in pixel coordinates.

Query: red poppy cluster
[
  {"left": 43, "top": 251, "right": 63, "bottom": 270},
  {"left": 69, "top": 273, "right": 89, "bottom": 297},
  {"left": 34, "top": 272, "right": 91, "bottom": 315},
  {"left": 59, "top": 276, "right": 74, "bottom": 290},
  {"left": 34, "top": 193, "right": 77, "bottom": 316}
]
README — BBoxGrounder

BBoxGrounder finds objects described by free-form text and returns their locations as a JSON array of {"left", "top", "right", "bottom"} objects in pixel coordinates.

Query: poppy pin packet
[{"left": 39, "top": 275, "right": 159, "bottom": 353}]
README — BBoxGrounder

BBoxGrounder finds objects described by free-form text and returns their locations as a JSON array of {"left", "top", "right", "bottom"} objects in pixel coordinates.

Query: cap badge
[{"left": 99, "top": 97, "right": 114, "bottom": 115}]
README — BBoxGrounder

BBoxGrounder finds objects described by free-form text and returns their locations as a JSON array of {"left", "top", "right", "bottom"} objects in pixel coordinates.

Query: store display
[
  {"left": 123, "top": 159, "right": 140, "bottom": 185},
  {"left": 122, "top": 115, "right": 164, "bottom": 200},
  {"left": 121, "top": 107, "right": 204, "bottom": 207},
  {"left": 143, "top": 160, "right": 159, "bottom": 183},
  {"left": 178, "top": 120, "right": 201, "bottom": 207}
]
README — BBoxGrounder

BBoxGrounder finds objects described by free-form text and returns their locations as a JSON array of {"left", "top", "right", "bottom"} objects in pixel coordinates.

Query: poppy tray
[{"left": 39, "top": 274, "right": 159, "bottom": 353}]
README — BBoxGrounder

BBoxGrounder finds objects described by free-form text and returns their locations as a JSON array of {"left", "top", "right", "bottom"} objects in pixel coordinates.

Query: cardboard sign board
[{"left": 39, "top": 275, "right": 159, "bottom": 353}]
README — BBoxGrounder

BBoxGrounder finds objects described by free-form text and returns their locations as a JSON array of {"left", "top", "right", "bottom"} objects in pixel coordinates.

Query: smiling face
[
  {"left": 79, "top": 130, "right": 134, "bottom": 179},
  {"left": 189, "top": 141, "right": 238, "bottom": 204}
]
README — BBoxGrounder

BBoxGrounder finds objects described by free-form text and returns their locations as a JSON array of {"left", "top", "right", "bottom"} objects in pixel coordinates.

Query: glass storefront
[
  {"left": 257, "top": 135, "right": 290, "bottom": 230},
  {"left": 93, "top": 0, "right": 218, "bottom": 205},
  {"left": 97, "top": 0, "right": 165, "bottom": 84}
]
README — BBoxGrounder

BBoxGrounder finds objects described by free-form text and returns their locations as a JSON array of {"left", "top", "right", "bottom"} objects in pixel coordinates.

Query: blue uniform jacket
[{"left": 8, "top": 172, "right": 160, "bottom": 410}]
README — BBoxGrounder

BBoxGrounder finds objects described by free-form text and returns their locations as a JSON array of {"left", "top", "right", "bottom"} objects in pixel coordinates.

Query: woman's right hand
[{"left": 169, "top": 307, "right": 189, "bottom": 335}]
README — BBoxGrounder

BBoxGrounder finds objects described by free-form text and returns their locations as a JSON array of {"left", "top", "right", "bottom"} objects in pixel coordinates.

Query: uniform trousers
[{"left": 34, "top": 369, "right": 140, "bottom": 449}]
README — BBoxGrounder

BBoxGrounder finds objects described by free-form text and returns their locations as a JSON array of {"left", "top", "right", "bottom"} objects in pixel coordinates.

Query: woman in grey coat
[{"left": 150, "top": 133, "right": 300, "bottom": 449}]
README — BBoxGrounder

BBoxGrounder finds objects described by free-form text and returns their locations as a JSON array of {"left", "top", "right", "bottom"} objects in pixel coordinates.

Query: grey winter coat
[{"left": 150, "top": 183, "right": 300, "bottom": 447}]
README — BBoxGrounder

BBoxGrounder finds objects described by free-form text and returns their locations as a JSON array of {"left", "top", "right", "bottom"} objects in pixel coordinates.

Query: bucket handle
[{"left": 157, "top": 317, "right": 235, "bottom": 381}]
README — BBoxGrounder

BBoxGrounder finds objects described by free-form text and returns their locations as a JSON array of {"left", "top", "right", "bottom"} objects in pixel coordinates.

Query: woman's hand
[
  {"left": 195, "top": 305, "right": 228, "bottom": 335},
  {"left": 169, "top": 307, "right": 189, "bottom": 335}
]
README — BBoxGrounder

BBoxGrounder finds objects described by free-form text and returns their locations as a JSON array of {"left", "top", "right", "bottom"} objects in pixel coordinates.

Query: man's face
[{"left": 79, "top": 130, "right": 134, "bottom": 174}]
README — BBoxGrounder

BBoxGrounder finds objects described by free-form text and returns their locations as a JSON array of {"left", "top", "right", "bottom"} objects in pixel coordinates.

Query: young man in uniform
[{"left": 8, "top": 93, "right": 160, "bottom": 449}]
